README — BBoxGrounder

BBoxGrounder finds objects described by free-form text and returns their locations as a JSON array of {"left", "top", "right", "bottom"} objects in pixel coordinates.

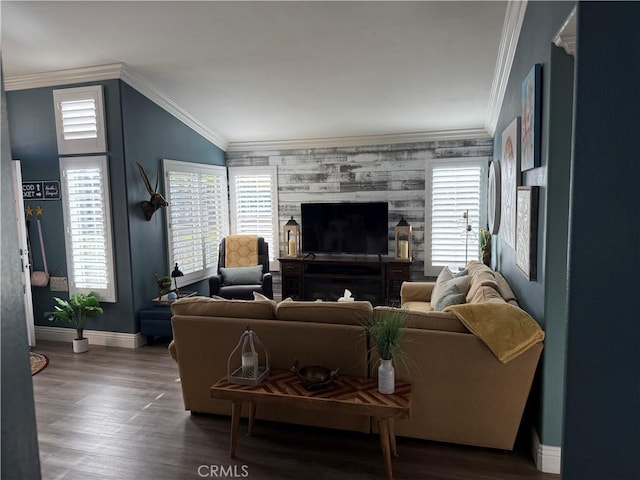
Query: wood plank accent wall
[{"left": 226, "top": 138, "right": 493, "bottom": 282}]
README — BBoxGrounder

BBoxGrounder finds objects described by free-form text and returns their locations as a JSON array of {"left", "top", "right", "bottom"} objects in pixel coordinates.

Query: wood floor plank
[{"left": 32, "top": 340, "right": 559, "bottom": 480}]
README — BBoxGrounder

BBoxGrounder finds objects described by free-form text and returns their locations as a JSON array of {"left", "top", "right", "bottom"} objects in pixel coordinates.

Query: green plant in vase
[
  {"left": 480, "top": 228, "right": 491, "bottom": 267},
  {"left": 366, "top": 308, "right": 407, "bottom": 394},
  {"left": 45, "top": 292, "right": 104, "bottom": 353}
]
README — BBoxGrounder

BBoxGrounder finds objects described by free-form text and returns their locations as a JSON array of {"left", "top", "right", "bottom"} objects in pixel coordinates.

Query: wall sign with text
[{"left": 22, "top": 181, "right": 61, "bottom": 200}]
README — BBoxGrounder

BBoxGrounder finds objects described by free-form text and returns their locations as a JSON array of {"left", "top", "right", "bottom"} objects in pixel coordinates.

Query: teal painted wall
[
  {"left": 562, "top": 2, "right": 640, "bottom": 478},
  {"left": 7, "top": 80, "right": 135, "bottom": 333},
  {"left": 492, "top": 0, "right": 575, "bottom": 448},
  {"left": 6, "top": 79, "right": 225, "bottom": 334},
  {"left": 120, "top": 82, "right": 225, "bottom": 314},
  {"left": 539, "top": 43, "right": 573, "bottom": 451}
]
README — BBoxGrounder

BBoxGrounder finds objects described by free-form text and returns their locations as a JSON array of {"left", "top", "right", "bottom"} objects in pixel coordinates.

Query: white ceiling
[{"left": 2, "top": 1, "right": 509, "bottom": 148}]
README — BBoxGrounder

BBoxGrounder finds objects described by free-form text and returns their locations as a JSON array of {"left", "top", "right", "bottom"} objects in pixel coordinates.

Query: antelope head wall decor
[{"left": 137, "top": 162, "right": 168, "bottom": 221}]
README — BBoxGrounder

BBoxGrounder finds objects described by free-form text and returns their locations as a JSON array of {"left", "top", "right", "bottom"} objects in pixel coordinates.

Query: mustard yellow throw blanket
[
  {"left": 225, "top": 235, "right": 259, "bottom": 267},
  {"left": 445, "top": 303, "right": 545, "bottom": 363}
]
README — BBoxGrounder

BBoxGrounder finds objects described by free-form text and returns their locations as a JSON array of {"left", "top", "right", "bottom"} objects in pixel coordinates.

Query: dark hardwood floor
[{"left": 31, "top": 340, "right": 559, "bottom": 480}]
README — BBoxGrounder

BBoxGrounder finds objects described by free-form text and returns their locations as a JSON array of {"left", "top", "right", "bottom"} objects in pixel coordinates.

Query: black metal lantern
[
  {"left": 394, "top": 217, "right": 412, "bottom": 260},
  {"left": 284, "top": 216, "right": 300, "bottom": 257}
]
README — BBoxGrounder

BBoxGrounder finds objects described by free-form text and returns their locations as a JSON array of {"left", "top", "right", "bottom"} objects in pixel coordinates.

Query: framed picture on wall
[
  {"left": 516, "top": 186, "right": 539, "bottom": 281},
  {"left": 521, "top": 64, "right": 542, "bottom": 171},
  {"left": 500, "top": 117, "right": 521, "bottom": 249}
]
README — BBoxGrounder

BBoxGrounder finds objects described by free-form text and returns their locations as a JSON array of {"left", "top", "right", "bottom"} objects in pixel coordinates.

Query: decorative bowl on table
[{"left": 291, "top": 359, "right": 339, "bottom": 391}]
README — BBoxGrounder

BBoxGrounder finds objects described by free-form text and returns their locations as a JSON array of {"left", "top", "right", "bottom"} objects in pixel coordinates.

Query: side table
[{"left": 211, "top": 370, "right": 411, "bottom": 480}]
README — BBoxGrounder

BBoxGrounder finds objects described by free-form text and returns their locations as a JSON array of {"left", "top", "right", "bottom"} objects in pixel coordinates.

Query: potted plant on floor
[
  {"left": 45, "top": 292, "right": 104, "bottom": 353},
  {"left": 366, "top": 308, "right": 407, "bottom": 394}
]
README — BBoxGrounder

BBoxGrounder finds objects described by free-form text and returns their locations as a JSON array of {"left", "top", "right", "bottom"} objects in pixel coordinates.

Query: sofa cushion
[
  {"left": 171, "top": 295, "right": 276, "bottom": 319},
  {"left": 465, "top": 276, "right": 499, "bottom": 303},
  {"left": 374, "top": 306, "right": 469, "bottom": 333},
  {"left": 468, "top": 285, "right": 506, "bottom": 305},
  {"left": 220, "top": 265, "right": 263, "bottom": 286},
  {"left": 494, "top": 272, "right": 518, "bottom": 305},
  {"left": 401, "top": 301, "right": 433, "bottom": 313},
  {"left": 276, "top": 301, "right": 373, "bottom": 326}
]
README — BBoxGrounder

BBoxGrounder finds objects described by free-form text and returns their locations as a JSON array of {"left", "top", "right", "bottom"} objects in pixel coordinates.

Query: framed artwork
[
  {"left": 516, "top": 186, "right": 539, "bottom": 281},
  {"left": 521, "top": 64, "right": 542, "bottom": 171},
  {"left": 500, "top": 117, "right": 520, "bottom": 249},
  {"left": 488, "top": 161, "right": 501, "bottom": 234}
]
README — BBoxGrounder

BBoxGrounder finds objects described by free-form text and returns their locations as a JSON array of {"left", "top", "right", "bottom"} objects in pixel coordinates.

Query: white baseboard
[
  {"left": 35, "top": 326, "right": 146, "bottom": 349},
  {"left": 531, "top": 427, "right": 562, "bottom": 474}
]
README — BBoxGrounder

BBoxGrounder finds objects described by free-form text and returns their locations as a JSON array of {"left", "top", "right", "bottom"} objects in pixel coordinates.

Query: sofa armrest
[
  {"left": 401, "top": 281, "right": 435, "bottom": 304},
  {"left": 168, "top": 340, "right": 178, "bottom": 362},
  {"left": 208, "top": 275, "right": 222, "bottom": 296},
  {"left": 261, "top": 272, "right": 273, "bottom": 299}
]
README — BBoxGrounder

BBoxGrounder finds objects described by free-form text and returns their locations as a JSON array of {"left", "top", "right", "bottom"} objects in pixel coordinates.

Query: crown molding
[
  {"left": 4, "top": 63, "right": 228, "bottom": 151},
  {"left": 119, "top": 65, "right": 228, "bottom": 151},
  {"left": 226, "top": 128, "right": 490, "bottom": 152},
  {"left": 3, "top": 63, "right": 125, "bottom": 91},
  {"left": 485, "top": 0, "right": 529, "bottom": 137},
  {"left": 553, "top": 7, "right": 577, "bottom": 57}
]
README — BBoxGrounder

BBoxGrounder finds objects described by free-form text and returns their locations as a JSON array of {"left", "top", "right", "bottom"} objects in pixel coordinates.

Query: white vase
[
  {"left": 73, "top": 338, "right": 89, "bottom": 354},
  {"left": 378, "top": 358, "right": 395, "bottom": 394}
]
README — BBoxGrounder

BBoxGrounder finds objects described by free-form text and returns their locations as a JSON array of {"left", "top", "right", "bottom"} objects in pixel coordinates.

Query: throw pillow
[
  {"left": 430, "top": 267, "right": 454, "bottom": 306},
  {"left": 431, "top": 275, "right": 471, "bottom": 309},
  {"left": 451, "top": 268, "right": 468, "bottom": 278},
  {"left": 253, "top": 291, "right": 277, "bottom": 309},
  {"left": 433, "top": 284, "right": 466, "bottom": 311},
  {"left": 220, "top": 265, "right": 263, "bottom": 286}
]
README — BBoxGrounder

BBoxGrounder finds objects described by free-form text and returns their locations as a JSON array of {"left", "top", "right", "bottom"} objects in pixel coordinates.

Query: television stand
[{"left": 279, "top": 256, "right": 412, "bottom": 306}]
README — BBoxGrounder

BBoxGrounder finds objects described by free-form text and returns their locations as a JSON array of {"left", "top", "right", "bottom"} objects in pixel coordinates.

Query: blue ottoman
[{"left": 139, "top": 306, "right": 173, "bottom": 342}]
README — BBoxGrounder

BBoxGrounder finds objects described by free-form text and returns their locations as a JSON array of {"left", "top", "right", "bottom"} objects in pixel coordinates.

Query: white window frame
[
  {"left": 228, "top": 166, "right": 279, "bottom": 270},
  {"left": 163, "top": 160, "right": 229, "bottom": 285},
  {"left": 424, "top": 158, "right": 488, "bottom": 277},
  {"left": 59, "top": 155, "right": 117, "bottom": 302},
  {"left": 53, "top": 85, "right": 107, "bottom": 155}
]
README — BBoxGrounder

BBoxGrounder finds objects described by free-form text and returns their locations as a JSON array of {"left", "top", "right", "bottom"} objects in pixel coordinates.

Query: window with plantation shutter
[
  {"left": 163, "top": 160, "right": 229, "bottom": 284},
  {"left": 60, "top": 156, "right": 116, "bottom": 302},
  {"left": 228, "top": 167, "right": 279, "bottom": 268},
  {"left": 53, "top": 86, "right": 106, "bottom": 155},
  {"left": 425, "top": 159, "right": 488, "bottom": 276}
]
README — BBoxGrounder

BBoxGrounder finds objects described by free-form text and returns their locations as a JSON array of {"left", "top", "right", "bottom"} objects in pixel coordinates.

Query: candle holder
[
  {"left": 394, "top": 217, "right": 412, "bottom": 260},
  {"left": 228, "top": 325, "right": 270, "bottom": 386},
  {"left": 284, "top": 216, "right": 300, "bottom": 257}
]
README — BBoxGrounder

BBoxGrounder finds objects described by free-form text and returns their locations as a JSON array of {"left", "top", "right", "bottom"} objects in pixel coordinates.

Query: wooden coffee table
[{"left": 210, "top": 370, "right": 411, "bottom": 480}]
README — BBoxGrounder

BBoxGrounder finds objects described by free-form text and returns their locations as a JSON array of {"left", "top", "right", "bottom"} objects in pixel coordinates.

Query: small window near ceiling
[
  {"left": 228, "top": 166, "right": 279, "bottom": 269},
  {"left": 163, "top": 160, "right": 229, "bottom": 284},
  {"left": 425, "top": 159, "right": 488, "bottom": 276},
  {"left": 53, "top": 85, "right": 107, "bottom": 155},
  {"left": 59, "top": 155, "right": 116, "bottom": 302}
]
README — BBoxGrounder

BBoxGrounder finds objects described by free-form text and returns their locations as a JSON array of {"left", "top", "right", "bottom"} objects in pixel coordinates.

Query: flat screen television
[{"left": 301, "top": 202, "right": 389, "bottom": 255}]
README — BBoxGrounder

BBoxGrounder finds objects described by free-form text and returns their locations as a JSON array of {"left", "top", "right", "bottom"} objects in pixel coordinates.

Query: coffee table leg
[
  {"left": 388, "top": 418, "right": 398, "bottom": 457},
  {"left": 377, "top": 418, "right": 394, "bottom": 480},
  {"left": 248, "top": 401, "right": 256, "bottom": 436},
  {"left": 230, "top": 400, "right": 242, "bottom": 458}
]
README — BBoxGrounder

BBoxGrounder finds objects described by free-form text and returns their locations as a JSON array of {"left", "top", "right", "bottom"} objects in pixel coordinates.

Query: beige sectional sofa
[{"left": 169, "top": 261, "right": 543, "bottom": 450}]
